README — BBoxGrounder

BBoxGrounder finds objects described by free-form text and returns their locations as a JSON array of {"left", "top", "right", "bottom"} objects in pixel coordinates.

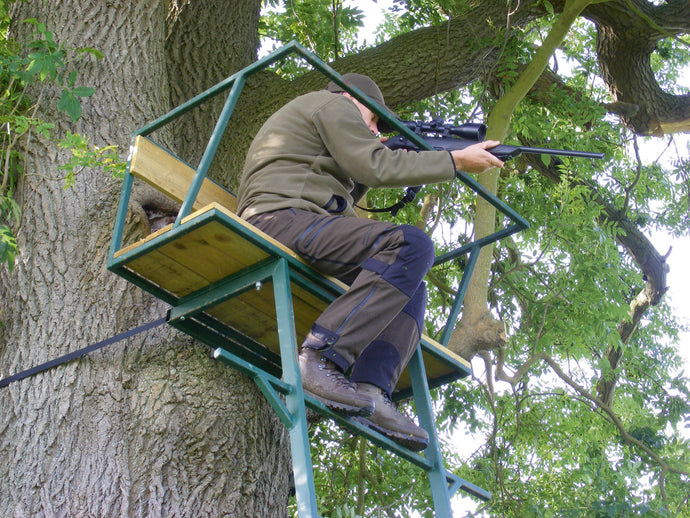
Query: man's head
[{"left": 325, "top": 73, "right": 397, "bottom": 133}]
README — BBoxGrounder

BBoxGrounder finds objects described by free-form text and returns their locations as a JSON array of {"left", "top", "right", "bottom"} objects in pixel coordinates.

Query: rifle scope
[{"left": 399, "top": 120, "right": 487, "bottom": 141}]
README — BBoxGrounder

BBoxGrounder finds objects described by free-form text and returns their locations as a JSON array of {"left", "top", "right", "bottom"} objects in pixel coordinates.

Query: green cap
[{"left": 325, "top": 73, "right": 398, "bottom": 132}]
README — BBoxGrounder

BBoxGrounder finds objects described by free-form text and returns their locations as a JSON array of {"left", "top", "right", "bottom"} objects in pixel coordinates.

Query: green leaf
[
  {"left": 71, "top": 86, "right": 95, "bottom": 97},
  {"left": 0, "top": 225, "right": 17, "bottom": 272},
  {"left": 76, "top": 47, "right": 104, "bottom": 60},
  {"left": 56, "top": 89, "right": 81, "bottom": 121}
]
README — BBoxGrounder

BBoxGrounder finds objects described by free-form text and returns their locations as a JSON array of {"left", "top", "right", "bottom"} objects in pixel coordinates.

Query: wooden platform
[{"left": 111, "top": 201, "right": 471, "bottom": 398}]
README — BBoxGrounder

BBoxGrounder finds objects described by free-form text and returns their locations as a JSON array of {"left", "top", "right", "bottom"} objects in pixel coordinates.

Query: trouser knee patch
[
  {"left": 381, "top": 225, "right": 435, "bottom": 297},
  {"left": 402, "top": 283, "right": 427, "bottom": 335}
]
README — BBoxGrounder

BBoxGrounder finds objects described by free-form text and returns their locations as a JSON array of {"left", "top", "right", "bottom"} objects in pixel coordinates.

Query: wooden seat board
[
  {"left": 120, "top": 204, "right": 335, "bottom": 325},
  {"left": 154, "top": 219, "right": 270, "bottom": 279},
  {"left": 153, "top": 226, "right": 263, "bottom": 285},
  {"left": 206, "top": 295, "right": 283, "bottom": 348},
  {"left": 130, "top": 135, "right": 238, "bottom": 213},
  {"left": 216, "top": 287, "right": 323, "bottom": 340},
  {"left": 397, "top": 354, "right": 460, "bottom": 393},
  {"left": 205, "top": 292, "right": 315, "bottom": 352},
  {"left": 114, "top": 221, "right": 176, "bottom": 259},
  {"left": 112, "top": 196, "right": 471, "bottom": 393},
  {"left": 120, "top": 220, "right": 271, "bottom": 297},
  {"left": 119, "top": 232, "right": 328, "bottom": 352}
]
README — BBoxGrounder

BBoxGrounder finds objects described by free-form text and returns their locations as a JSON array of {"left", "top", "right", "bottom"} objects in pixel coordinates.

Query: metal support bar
[
  {"left": 303, "top": 393, "right": 436, "bottom": 470},
  {"left": 167, "top": 259, "right": 277, "bottom": 323},
  {"left": 175, "top": 75, "right": 247, "bottom": 225},
  {"left": 109, "top": 169, "right": 134, "bottom": 259},
  {"left": 408, "top": 347, "right": 453, "bottom": 518},
  {"left": 439, "top": 245, "right": 481, "bottom": 348},
  {"left": 446, "top": 472, "right": 492, "bottom": 501},
  {"left": 271, "top": 258, "right": 320, "bottom": 518},
  {"left": 135, "top": 42, "right": 305, "bottom": 138},
  {"left": 433, "top": 223, "right": 524, "bottom": 267},
  {"left": 213, "top": 347, "right": 295, "bottom": 428}
]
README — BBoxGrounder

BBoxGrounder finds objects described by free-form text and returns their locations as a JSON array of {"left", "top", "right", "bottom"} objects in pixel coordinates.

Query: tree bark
[
  {"left": 0, "top": 1, "right": 290, "bottom": 516},
  {"left": 165, "top": 0, "right": 261, "bottom": 170}
]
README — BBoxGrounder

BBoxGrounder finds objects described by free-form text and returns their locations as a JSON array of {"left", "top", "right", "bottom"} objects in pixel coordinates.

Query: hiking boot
[
  {"left": 355, "top": 383, "right": 429, "bottom": 451},
  {"left": 299, "top": 348, "right": 375, "bottom": 417}
]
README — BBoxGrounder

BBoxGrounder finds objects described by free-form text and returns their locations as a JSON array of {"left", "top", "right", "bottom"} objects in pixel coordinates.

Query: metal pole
[
  {"left": 408, "top": 347, "right": 453, "bottom": 517},
  {"left": 272, "top": 258, "right": 320, "bottom": 518}
]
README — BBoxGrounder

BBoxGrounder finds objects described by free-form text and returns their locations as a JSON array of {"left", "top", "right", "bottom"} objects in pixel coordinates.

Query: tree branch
[
  {"left": 493, "top": 348, "right": 690, "bottom": 489},
  {"left": 542, "top": 353, "right": 690, "bottom": 481}
]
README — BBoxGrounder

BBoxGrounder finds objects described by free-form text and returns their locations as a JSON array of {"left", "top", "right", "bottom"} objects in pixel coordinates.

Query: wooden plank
[
  {"left": 207, "top": 294, "right": 280, "bottom": 348},
  {"left": 114, "top": 222, "right": 174, "bottom": 258},
  {"left": 423, "top": 336, "right": 471, "bottom": 370},
  {"left": 130, "top": 136, "right": 238, "bottom": 213},
  {"left": 290, "top": 285, "right": 328, "bottom": 333},
  {"left": 124, "top": 248, "right": 209, "bottom": 298},
  {"left": 153, "top": 220, "right": 269, "bottom": 285},
  {"left": 178, "top": 219, "right": 270, "bottom": 271},
  {"left": 204, "top": 286, "right": 315, "bottom": 354}
]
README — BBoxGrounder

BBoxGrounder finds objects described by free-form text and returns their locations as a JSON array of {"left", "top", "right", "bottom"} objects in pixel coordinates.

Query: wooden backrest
[{"left": 129, "top": 135, "right": 238, "bottom": 213}]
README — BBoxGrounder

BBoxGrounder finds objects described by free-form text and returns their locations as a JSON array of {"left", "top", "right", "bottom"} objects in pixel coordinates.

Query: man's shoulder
[{"left": 288, "top": 89, "right": 352, "bottom": 114}]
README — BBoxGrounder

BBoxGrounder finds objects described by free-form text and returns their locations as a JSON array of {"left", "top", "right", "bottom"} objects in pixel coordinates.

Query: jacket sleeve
[{"left": 311, "top": 96, "right": 455, "bottom": 189}]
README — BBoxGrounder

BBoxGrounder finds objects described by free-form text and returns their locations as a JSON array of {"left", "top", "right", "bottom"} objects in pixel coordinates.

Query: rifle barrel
[
  {"left": 518, "top": 146, "right": 605, "bottom": 159},
  {"left": 384, "top": 135, "right": 605, "bottom": 161}
]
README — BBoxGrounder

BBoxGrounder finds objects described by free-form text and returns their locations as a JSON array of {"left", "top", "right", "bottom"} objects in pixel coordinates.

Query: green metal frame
[{"left": 108, "top": 41, "right": 530, "bottom": 517}]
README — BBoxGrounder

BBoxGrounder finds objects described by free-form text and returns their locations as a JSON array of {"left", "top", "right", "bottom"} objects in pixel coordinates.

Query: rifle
[
  {"left": 383, "top": 119, "right": 606, "bottom": 160},
  {"left": 364, "top": 119, "right": 604, "bottom": 216}
]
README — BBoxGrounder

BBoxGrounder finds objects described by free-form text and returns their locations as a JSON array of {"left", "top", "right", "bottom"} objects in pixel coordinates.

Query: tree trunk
[{"left": 0, "top": 1, "right": 290, "bottom": 516}]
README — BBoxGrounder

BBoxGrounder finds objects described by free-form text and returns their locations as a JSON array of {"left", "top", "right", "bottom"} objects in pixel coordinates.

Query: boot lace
[
  {"left": 319, "top": 357, "right": 356, "bottom": 389},
  {"left": 378, "top": 389, "right": 399, "bottom": 411}
]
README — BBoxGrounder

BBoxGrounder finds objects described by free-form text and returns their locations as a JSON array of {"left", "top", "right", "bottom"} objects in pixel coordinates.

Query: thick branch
[
  {"left": 451, "top": 0, "right": 596, "bottom": 359},
  {"left": 584, "top": 0, "right": 690, "bottom": 135}
]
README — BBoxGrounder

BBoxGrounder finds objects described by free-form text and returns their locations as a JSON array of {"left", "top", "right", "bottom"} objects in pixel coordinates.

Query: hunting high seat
[{"left": 108, "top": 41, "right": 527, "bottom": 518}]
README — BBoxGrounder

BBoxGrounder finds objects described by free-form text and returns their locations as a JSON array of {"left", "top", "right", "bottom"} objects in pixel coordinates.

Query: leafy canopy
[{"left": 259, "top": 1, "right": 690, "bottom": 516}]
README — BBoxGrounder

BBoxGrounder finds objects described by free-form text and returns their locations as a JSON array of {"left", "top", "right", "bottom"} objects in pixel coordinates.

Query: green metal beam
[{"left": 271, "top": 258, "right": 320, "bottom": 518}]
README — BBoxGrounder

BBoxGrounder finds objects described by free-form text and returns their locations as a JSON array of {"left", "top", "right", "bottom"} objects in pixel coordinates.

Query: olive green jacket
[{"left": 237, "top": 90, "right": 455, "bottom": 219}]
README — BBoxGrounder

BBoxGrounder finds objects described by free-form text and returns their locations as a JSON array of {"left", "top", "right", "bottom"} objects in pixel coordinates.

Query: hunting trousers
[{"left": 247, "top": 209, "right": 434, "bottom": 396}]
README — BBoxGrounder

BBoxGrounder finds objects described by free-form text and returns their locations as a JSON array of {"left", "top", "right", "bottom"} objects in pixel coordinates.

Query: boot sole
[
  {"left": 304, "top": 389, "right": 375, "bottom": 417},
  {"left": 353, "top": 417, "right": 429, "bottom": 452}
]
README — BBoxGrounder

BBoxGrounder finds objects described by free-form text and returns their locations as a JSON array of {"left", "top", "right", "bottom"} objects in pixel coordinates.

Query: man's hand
[{"left": 450, "top": 140, "right": 504, "bottom": 174}]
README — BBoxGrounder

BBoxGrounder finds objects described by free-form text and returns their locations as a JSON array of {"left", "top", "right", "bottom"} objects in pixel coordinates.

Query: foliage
[
  {"left": 263, "top": 1, "right": 690, "bottom": 517},
  {"left": 57, "top": 132, "right": 125, "bottom": 188},
  {"left": 260, "top": 0, "right": 365, "bottom": 74},
  {"left": 0, "top": 2, "right": 124, "bottom": 272},
  {"left": 290, "top": 417, "right": 439, "bottom": 517}
]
